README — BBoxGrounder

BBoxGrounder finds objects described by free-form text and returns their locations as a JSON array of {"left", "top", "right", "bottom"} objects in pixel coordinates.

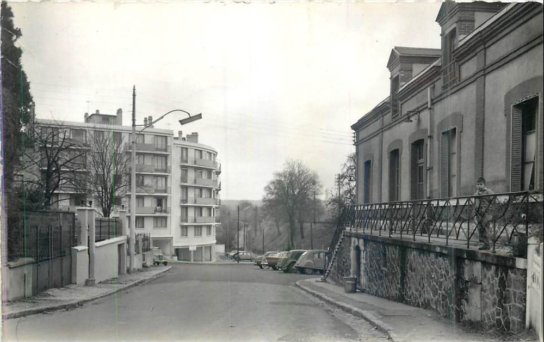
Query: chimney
[
  {"left": 187, "top": 132, "right": 199, "bottom": 143},
  {"left": 144, "top": 117, "right": 148, "bottom": 127},
  {"left": 178, "top": 131, "right": 183, "bottom": 139},
  {"left": 84, "top": 113, "right": 89, "bottom": 122},
  {"left": 95, "top": 109, "right": 100, "bottom": 114},
  {"left": 116, "top": 108, "right": 123, "bottom": 125}
]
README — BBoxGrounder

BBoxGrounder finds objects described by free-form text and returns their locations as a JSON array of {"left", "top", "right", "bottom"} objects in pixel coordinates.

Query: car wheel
[
  {"left": 163, "top": 262, "right": 167, "bottom": 266},
  {"left": 304, "top": 268, "right": 313, "bottom": 275},
  {"left": 271, "top": 266, "right": 277, "bottom": 270},
  {"left": 283, "top": 262, "right": 294, "bottom": 273}
]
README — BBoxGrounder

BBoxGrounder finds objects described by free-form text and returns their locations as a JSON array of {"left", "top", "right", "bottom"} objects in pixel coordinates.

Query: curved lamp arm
[{"left": 138, "top": 109, "right": 202, "bottom": 132}]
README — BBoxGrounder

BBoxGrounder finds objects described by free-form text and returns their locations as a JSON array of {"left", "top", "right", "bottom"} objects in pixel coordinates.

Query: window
[
  {"left": 136, "top": 217, "right": 144, "bottom": 229},
  {"left": 363, "top": 160, "right": 372, "bottom": 204},
  {"left": 194, "top": 226, "right": 202, "bottom": 237},
  {"left": 206, "top": 226, "right": 212, "bottom": 236},
  {"left": 195, "top": 188, "right": 202, "bottom": 198},
  {"left": 155, "top": 135, "right": 167, "bottom": 151},
  {"left": 156, "top": 198, "right": 165, "bottom": 212},
  {"left": 181, "top": 168, "right": 188, "bottom": 183},
  {"left": 181, "top": 207, "right": 188, "bottom": 221},
  {"left": 443, "top": 28, "right": 457, "bottom": 87},
  {"left": 391, "top": 76, "right": 400, "bottom": 118},
  {"left": 71, "top": 129, "right": 86, "bottom": 142},
  {"left": 94, "top": 130, "right": 105, "bottom": 140},
  {"left": 518, "top": 98, "right": 538, "bottom": 190},
  {"left": 196, "top": 150, "right": 203, "bottom": 160},
  {"left": 137, "top": 154, "right": 145, "bottom": 165},
  {"left": 389, "top": 149, "right": 400, "bottom": 201},
  {"left": 181, "top": 187, "right": 188, "bottom": 203},
  {"left": 441, "top": 129, "right": 457, "bottom": 197},
  {"left": 136, "top": 175, "right": 145, "bottom": 186},
  {"left": 153, "top": 217, "right": 167, "bottom": 228},
  {"left": 155, "top": 155, "right": 167, "bottom": 171},
  {"left": 195, "top": 207, "right": 203, "bottom": 217},
  {"left": 181, "top": 227, "right": 188, "bottom": 237},
  {"left": 181, "top": 148, "right": 188, "bottom": 163},
  {"left": 136, "top": 134, "right": 145, "bottom": 144},
  {"left": 112, "top": 132, "right": 122, "bottom": 144},
  {"left": 155, "top": 176, "right": 166, "bottom": 191},
  {"left": 136, "top": 196, "right": 144, "bottom": 208},
  {"left": 411, "top": 140, "right": 425, "bottom": 200}
]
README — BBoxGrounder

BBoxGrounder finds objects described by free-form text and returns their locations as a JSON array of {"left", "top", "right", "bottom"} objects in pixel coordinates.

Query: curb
[
  {"left": 295, "top": 279, "right": 399, "bottom": 342},
  {"left": 3, "top": 266, "right": 172, "bottom": 320}
]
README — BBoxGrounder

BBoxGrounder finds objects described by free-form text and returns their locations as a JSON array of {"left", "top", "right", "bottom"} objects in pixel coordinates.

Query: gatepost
[
  {"left": 118, "top": 208, "right": 128, "bottom": 275},
  {"left": 85, "top": 208, "right": 96, "bottom": 286}
]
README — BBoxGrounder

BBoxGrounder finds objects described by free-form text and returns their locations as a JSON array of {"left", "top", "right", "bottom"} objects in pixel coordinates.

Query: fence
[
  {"left": 345, "top": 191, "right": 542, "bottom": 255},
  {"left": 8, "top": 211, "right": 76, "bottom": 262},
  {"left": 95, "top": 218, "right": 122, "bottom": 242},
  {"left": 7, "top": 211, "right": 76, "bottom": 294}
]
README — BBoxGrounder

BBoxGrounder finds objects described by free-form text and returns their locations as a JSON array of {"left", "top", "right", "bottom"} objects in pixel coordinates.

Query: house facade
[
  {"left": 352, "top": 2, "right": 543, "bottom": 203},
  {"left": 36, "top": 109, "right": 221, "bottom": 262}
]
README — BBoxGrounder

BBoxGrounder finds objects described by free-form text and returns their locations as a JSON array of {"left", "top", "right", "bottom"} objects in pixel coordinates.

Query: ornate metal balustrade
[{"left": 345, "top": 191, "right": 542, "bottom": 254}]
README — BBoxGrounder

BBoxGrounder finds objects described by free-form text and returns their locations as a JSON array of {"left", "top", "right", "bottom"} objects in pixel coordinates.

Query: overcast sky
[{"left": 10, "top": 1, "right": 442, "bottom": 200}]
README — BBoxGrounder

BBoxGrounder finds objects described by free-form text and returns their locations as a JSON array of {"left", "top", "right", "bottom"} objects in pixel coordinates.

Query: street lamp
[{"left": 129, "top": 86, "right": 202, "bottom": 273}]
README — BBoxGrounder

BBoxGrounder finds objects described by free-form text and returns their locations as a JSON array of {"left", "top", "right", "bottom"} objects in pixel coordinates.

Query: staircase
[{"left": 321, "top": 229, "right": 345, "bottom": 281}]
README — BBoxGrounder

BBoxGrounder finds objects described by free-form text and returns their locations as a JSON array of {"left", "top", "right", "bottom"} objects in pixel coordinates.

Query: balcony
[
  {"left": 133, "top": 164, "right": 171, "bottom": 174},
  {"left": 133, "top": 185, "right": 170, "bottom": 194},
  {"left": 195, "top": 216, "right": 216, "bottom": 224},
  {"left": 195, "top": 197, "right": 218, "bottom": 205},
  {"left": 344, "top": 191, "right": 542, "bottom": 256},
  {"left": 126, "top": 143, "right": 171, "bottom": 153},
  {"left": 134, "top": 206, "right": 169, "bottom": 214},
  {"left": 195, "top": 177, "right": 217, "bottom": 187},
  {"left": 194, "top": 158, "right": 217, "bottom": 168}
]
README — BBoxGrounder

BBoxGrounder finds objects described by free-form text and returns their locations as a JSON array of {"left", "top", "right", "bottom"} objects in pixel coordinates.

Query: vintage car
[
  {"left": 295, "top": 250, "right": 327, "bottom": 274},
  {"left": 265, "top": 251, "right": 288, "bottom": 270},
  {"left": 255, "top": 251, "right": 278, "bottom": 269},
  {"left": 152, "top": 247, "right": 168, "bottom": 266},
  {"left": 278, "top": 249, "right": 307, "bottom": 273}
]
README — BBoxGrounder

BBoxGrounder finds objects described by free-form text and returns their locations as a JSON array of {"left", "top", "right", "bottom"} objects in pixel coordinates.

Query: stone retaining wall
[{"left": 328, "top": 231, "right": 529, "bottom": 333}]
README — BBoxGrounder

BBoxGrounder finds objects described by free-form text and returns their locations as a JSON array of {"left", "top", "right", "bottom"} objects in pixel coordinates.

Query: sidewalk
[
  {"left": 296, "top": 278, "right": 536, "bottom": 342},
  {"left": 2, "top": 266, "right": 171, "bottom": 320}
]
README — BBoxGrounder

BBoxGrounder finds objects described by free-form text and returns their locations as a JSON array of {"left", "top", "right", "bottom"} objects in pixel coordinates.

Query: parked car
[
  {"left": 265, "top": 251, "right": 288, "bottom": 270},
  {"left": 233, "top": 251, "right": 253, "bottom": 262},
  {"left": 295, "top": 250, "right": 327, "bottom": 275},
  {"left": 227, "top": 250, "right": 239, "bottom": 259},
  {"left": 256, "top": 251, "right": 278, "bottom": 269},
  {"left": 152, "top": 247, "right": 168, "bottom": 266},
  {"left": 278, "top": 249, "right": 307, "bottom": 273}
]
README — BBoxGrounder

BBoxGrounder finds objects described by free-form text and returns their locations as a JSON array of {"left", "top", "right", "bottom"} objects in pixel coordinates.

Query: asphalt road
[{"left": 3, "top": 263, "right": 387, "bottom": 341}]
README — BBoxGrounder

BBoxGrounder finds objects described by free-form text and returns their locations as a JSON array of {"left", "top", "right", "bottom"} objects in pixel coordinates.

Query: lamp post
[{"left": 129, "top": 86, "right": 202, "bottom": 273}]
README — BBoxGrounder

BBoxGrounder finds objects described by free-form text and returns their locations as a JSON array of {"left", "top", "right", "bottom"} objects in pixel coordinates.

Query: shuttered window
[
  {"left": 512, "top": 97, "right": 538, "bottom": 191},
  {"left": 363, "top": 160, "right": 372, "bottom": 204},
  {"left": 411, "top": 140, "right": 425, "bottom": 199},
  {"left": 389, "top": 149, "right": 400, "bottom": 201},
  {"left": 441, "top": 129, "right": 457, "bottom": 197}
]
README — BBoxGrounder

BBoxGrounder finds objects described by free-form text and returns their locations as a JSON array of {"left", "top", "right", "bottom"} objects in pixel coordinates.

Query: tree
[
  {"left": 1, "top": 1, "right": 35, "bottom": 214},
  {"left": 327, "top": 153, "right": 356, "bottom": 223},
  {"left": 20, "top": 124, "right": 89, "bottom": 209},
  {"left": 263, "top": 160, "right": 321, "bottom": 249},
  {"left": 88, "top": 131, "right": 130, "bottom": 217}
]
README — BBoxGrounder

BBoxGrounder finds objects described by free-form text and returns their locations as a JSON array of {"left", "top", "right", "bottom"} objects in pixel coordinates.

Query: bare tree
[
  {"left": 327, "top": 153, "right": 356, "bottom": 222},
  {"left": 19, "top": 124, "right": 88, "bottom": 209},
  {"left": 263, "top": 160, "right": 321, "bottom": 249},
  {"left": 88, "top": 131, "right": 130, "bottom": 217}
]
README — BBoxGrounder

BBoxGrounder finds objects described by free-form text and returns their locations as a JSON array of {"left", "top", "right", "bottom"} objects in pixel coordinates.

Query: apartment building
[
  {"left": 36, "top": 109, "right": 221, "bottom": 261},
  {"left": 352, "top": 2, "right": 543, "bottom": 203}
]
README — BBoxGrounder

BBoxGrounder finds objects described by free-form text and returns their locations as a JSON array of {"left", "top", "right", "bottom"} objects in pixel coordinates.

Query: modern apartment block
[{"left": 35, "top": 109, "right": 221, "bottom": 261}]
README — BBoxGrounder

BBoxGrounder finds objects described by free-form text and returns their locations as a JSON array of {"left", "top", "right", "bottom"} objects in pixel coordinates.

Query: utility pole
[
  {"left": 129, "top": 86, "right": 136, "bottom": 273},
  {"left": 237, "top": 205, "right": 240, "bottom": 263},
  {"left": 311, "top": 191, "right": 315, "bottom": 250}
]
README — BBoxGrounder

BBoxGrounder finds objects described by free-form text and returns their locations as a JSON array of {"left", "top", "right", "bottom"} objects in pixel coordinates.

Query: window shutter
[
  {"left": 511, "top": 109, "right": 522, "bottom": 191},
  {"left": 440, "top": 132, "right": 449, "bottom": 197}
]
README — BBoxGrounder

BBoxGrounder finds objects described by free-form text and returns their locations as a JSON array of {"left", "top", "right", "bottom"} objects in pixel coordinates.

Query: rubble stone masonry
[{"left": 328, "top": 232, "right": 528, "bottom": 333}]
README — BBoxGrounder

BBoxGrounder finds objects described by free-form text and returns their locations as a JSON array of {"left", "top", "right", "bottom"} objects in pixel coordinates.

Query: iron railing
[
  {"left": 136, "top": 233, "right": 151, "bottom": 253},
  {"left": 95, "top": 218, "right": 122, "bottom": 242},
  {"left": 345, "top": 191, "right": 542, "bottom": 253}
]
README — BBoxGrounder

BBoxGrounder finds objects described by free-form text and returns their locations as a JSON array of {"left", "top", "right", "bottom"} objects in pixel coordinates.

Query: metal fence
[
  {"left": 345, "top": 191, "right": 543, "bottom": 254},
  {"left": 8, "top": 211, "right": 76, "bottom": 262},
  {"left": 95, "top": 218, "right": 122, "bottom": 242}
]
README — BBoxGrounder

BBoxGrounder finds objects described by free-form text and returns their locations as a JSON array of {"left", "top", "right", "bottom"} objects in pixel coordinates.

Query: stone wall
[{"left": 342, "top": 232, "right": 528, "bottom": 333}]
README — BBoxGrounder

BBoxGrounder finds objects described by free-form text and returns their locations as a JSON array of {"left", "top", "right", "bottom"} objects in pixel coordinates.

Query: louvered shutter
[
  {"left": 511, "top": 109, "right": 522, "bottom": 191},
  {"left": 440, "top": 132, "right": 450, "bottom": 197}
]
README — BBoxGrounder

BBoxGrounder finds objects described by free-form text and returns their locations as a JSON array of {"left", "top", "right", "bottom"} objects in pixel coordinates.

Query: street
[{"left": 3, "top": 264, "right": 387, "bottom": 341}]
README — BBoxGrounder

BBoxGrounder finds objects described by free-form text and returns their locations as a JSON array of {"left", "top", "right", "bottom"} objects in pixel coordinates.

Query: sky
[{"left": 10, "top": 0, "right": 442, "bottom": 200}]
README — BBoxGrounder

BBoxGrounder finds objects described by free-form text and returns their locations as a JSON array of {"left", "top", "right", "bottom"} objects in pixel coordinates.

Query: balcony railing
[
  {"left": 133, "top": 185, "right": 170, "bottom": 194},
  {"left": 195, "top": 177, "right": 217, "bottom": 187},
  {"left": 194, "top": 158, "right": 217, "bottom": 168},
  {"left": 195, "top": 197, "right": 218, "bottom": 205},
  {"left": 134, "top": 206, "right": 169, "bottom": 214},
  {"left": 345, "top": 191, "right": 542, "bottom": 255},
  {"left": 195, "top": 216, "right": 215, "bottom": 224},
  {"left": 125, "top": 143, "right": 171, "bottom": 153},
  {"left": 133, "top": 164, "right": 171, "bottom": 173}
]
